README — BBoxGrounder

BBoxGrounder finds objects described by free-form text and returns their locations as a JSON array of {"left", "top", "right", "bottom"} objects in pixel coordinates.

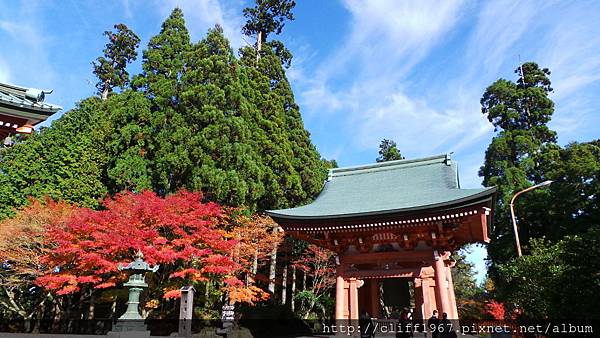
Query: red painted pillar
[
  {"left": 433, "top": 251, "right": 451, "bottom": 317},
  {"left": 445, "top": 260, "right": 459, "bottom": 319},
  {"left": 414, "top": 278, "right": 425, "bottom": 320},
  {"left": 335, "top": 275, "right": 347, "bottom": 320},
  {"left": 349, "top": 278, "right": 360, "bottom": 321},
  {"left": 415, "top": 277, "right": 437, "bottom": 320},
  {"left": 369, "top": 279, "right": 381, "bottom": 318}
]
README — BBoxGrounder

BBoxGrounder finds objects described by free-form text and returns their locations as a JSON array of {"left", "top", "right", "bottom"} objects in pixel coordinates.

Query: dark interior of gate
[
  {"left": 358, "top": 278, "right": 412, "bottom": 319},
  {"left": 268, "top": 154, "right": 496, "bottom": 321}
]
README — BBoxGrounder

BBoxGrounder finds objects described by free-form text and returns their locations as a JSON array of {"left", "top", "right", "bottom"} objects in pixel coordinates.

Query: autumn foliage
[
  {"left": 292, "top": 244, "right": 336, "bottom": 319},
  {"left": 485, "top": 300, "right": 506, "bottom": 320},
  {"left": 0, "top": 199, "right": 74, "bottom": 285},
  {"left": 35, "top": 190, "right": 240, "bottom": 296},
  {"left": 0, "top": 199, "right": 75, "bottom": 320},
  {"left": 227, "top": 213, "right": 283, "bottom": 276}
]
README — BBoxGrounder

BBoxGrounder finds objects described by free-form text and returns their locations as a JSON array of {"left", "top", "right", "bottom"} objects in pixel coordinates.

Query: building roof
[
  {"left": 0, "top": 82, "right": 62, "bottom": 139},
  {"left": 267, "top": 154, "right": 496, "bottom": 220},
  {"left": 0, "top": 82, "right": 62, "bottom": 116}
]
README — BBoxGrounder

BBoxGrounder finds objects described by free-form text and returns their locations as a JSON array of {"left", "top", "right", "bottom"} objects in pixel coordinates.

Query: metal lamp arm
[
  {"left": 509, "top": 180, "right": 552, "bottom": 257},
  {"left": 510, "top": 185, "right": 537, "bottom": 206}
]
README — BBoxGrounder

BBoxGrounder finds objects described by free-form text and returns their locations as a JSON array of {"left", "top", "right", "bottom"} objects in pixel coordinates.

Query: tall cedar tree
[
  {"left": 104, "top": 90, "right": 154, "bottom": 192},
  {"left": 376, "top": 139, "right": 404, "bottom": 162},
  {"left": 92, "top": 24, "right": 140, "bottom": 100},
  {"left": 180, "top": 26, "right": 266, "bottom": 208},
  {"left": 239, "top": 40, "right": 326, "bottom": 210},
  {"left": 242, "top": 0, "right": 295, "bottom": 60},
  {"left": 480, "top": 62, "right": 600, "bottom": 320},
  {"left": 241, "top": 0, "right": 325, "bottom": 301},
  {"left": 136, "top": 8, "right": 192, "bottom": 194},
  {"left": 479, "top": 62, "right": 556, "bottom": 264}
]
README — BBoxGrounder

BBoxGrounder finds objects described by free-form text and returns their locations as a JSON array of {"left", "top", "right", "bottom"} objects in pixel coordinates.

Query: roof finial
[{"left": 445, "top": 152, "right": 453, "bottom": 166}]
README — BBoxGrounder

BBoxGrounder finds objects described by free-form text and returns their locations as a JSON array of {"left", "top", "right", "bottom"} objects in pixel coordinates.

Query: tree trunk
[
  {"left": 291, "top": 265, "right": 296, "bottom": 311},
  {"left": 33, "top": 307, "right": 42, "bottom": 333},
  {"left": 251, "top": 250, "right": 258, "bottom": 276},
  {"left": 302, "top": 270, "right": 307, "bottom": 290},
  {"left": 301, "top": 270, "right": 307, "bottom": 312},
  {"left": 24, "top": 315, "right": 32, "bottom": 333},
  {"left": 110, "top": 297, "right": 117, "bottom": 322},
  {"left": 281, "top": 265, "right": 288, "bottom": 305},
  {"left": 256, "top": 31, "right": 263, "bottom": 63},
  {"left": 303, "top": 298, "right": 316, "bottom": 320},
  {"left": 87, "top": 292, "right": 95, "bottom": 320},
  {"left": 52, "top": 298, "right": 63, "bottom": 332},
  {"left": 101, "top": 86, "right": 109, "bottom": 100},
  {"left": 267, "top": 228, "right": 278, "bottom": 295}
]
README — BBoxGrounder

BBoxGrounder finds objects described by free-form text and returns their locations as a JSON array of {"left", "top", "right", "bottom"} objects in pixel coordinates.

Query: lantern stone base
[
  {"left": 107, "top": 320, "right": 150, "bottom": 338},
  {"left": 107, "top": 328, "right": 150, "bottom": 338}
]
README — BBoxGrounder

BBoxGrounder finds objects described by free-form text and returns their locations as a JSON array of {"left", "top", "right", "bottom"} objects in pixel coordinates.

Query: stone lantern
[{"left": 108, "top": 250, "right": 159, "bottom": 338}]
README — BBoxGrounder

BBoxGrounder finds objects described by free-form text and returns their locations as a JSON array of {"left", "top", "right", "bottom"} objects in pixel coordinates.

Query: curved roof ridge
[{"left": 329, "top": 153, "right": 449, "bottom": 178}]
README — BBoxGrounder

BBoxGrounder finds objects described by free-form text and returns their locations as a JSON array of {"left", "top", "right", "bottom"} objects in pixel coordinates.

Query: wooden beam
[{"left": 341, "top": 250, "right": 433, "bottom": 265}]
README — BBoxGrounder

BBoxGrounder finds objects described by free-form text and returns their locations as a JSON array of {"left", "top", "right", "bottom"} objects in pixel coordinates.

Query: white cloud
[
  {"left": 295, "top": 0, "right": 487, "bottom": 158},
  {"left": 354, "top": 91, "right": 491, "bottom": 156},
  {"left": 538, "top": 3, "right": 600, "bottom": 101},
  {"left": 463, "top": 1, "right": 537, "bottom": 80},
  {"left": 315, "top": 0, "right": 464, "bottom": 82},
  {"left": 122, "top": 0, "right": 134, "bottom": 20},
  {"left": 0, "top": 4, "right": 57, "bottom": 88}
]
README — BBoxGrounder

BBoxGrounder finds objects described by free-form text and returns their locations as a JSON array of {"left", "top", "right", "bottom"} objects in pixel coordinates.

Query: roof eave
[{"left": 266, "top": 187, "right": 497, "bottom": 221}]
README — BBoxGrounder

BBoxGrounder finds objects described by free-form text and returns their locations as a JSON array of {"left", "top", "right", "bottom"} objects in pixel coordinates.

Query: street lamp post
[{"left": 509, "top": 180, "right": 553, "bottom": 257}]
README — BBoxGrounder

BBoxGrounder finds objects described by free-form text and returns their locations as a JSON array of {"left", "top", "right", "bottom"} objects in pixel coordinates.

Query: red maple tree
[
  {"left": 293, "top": 244, "right": 336, "bottom": 318},
  {"left": 485, "top": 300, "right": 506, "bottom": 320},
  {"left": 36, "top": 190, "right": 240, "bottom": 297}
]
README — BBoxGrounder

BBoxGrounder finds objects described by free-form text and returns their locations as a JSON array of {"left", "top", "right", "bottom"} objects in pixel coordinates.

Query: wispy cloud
[
  {"left": 463, "top": 1, "right": 538, "bottom": 81},
  {"left": 295, "top": 1, "right": 476, "bottom": 160},
  {"left": 0, "top": 6, "right": 57, "bottom": 87},
  {"left": 294, "top": 0, "right": 600, "bottom": 190},
  {"left": 323, "top": 0, "right": 465, "bottom": 80}
]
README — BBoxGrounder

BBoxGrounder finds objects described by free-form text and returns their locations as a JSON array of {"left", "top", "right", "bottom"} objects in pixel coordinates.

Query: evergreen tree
[
  {"left": 240, "top": 0, "right": 326, "bottom": 209},
  {"left": 179, "top": 26, "right": 265, "bottom": 207},
  {"left": 104, "top": 90, "right": 154, "bottom": 193},
  {"left": 480, "top": 62, "right": 600, "bottom": 321},
  {"left": 376, "top": 139, "right": 404, "bottom": 162},
  {"left": 135, "top": 8, "right": 192, "bottom": 194},
  {"left": 242, "top": 0, "right": 295, "bottom": 60},
  {"left": 92, "top": 24, "right": 141, "bottom": 100},
  {"left": 479, "top": 62, "right": 557, "bottom": 262},
  {"left": 239, "top": 45, "right": 325, "bottom": 209},
  {"left": 0, "top": 98, "right": 109, "bottom": 219}
]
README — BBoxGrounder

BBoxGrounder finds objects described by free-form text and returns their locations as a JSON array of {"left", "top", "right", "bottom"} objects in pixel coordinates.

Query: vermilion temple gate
[{"left": 268, "top": 154, "right": 495, "bottom": 320}]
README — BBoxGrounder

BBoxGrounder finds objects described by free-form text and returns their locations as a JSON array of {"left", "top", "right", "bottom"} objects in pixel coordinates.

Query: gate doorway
[{"left": 358, "top": 278, "right": 414, "bottom": 319}]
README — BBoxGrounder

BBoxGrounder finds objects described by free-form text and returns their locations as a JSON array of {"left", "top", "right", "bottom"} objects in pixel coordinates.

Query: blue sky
[{"left": 1, "top": 0, "right": 599, "bottom": 283}]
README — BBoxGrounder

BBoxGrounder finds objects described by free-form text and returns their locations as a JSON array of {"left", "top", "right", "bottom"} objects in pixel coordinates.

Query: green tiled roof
[
  {"left": 0, "top": 82, "right": 62, "bottom": 115},
  {"left": 267, "top": 154, "right": 495, "bottom": 220}
]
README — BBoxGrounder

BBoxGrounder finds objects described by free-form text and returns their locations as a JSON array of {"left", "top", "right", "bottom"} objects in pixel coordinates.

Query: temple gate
[{"left": 268, "top": 154, "right": 495, "bottom": 320}]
